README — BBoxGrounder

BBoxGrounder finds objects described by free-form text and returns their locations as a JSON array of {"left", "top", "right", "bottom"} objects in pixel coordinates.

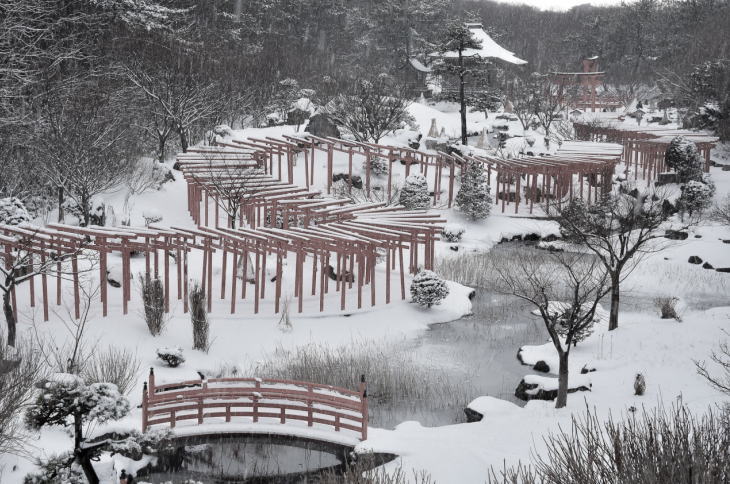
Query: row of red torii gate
[{"left": 2, "top": 122, "right": 714, "bottom": 322}]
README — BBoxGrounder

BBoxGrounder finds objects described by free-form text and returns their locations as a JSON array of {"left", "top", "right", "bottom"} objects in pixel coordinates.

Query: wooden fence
[{"left": 142, "top": 369, "right": 369, "bottom": 441}]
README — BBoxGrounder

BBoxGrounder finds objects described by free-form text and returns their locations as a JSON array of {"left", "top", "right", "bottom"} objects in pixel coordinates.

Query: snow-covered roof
[
  {"left": 409, "top": 57, "right": 432, "bottom": 73},
  {"left": 431, "top": 24, "right": 527, "bottom": 65}
]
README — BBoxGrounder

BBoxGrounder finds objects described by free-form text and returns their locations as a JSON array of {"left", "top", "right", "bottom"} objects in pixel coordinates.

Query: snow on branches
[
  {"left": 399, "top": 174, "right": 430, "bottom": 210},
  {"left": 410, "top": 270, "right": 449, "bottom": 308},
  {"left": 456, "top": 159, "right": 491, "bottom": 220}
]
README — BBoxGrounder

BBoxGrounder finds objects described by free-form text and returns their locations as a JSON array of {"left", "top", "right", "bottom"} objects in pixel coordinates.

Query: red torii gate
[{"left": 574, "top": 122, "right": 717, "bottom": 184}]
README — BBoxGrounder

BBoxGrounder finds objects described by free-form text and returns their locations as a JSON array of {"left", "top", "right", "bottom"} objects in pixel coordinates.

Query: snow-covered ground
[{"left": 2, "top": 101, "right": 729, "bottom": 483}]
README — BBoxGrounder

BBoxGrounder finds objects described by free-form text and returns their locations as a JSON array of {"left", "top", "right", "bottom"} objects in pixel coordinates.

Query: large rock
[
  {"left": 665, "top": 230, "right": 689, "bottom": 240},
  {"left": 305, "top": 114, "right": 340, "bottom": 139},
  {"left": 688, "top": 256, "right": 703, "bottom": 265},
  {"left": 532, "top": 360, "right": 551, "bottom": 373},
  {"left": 656, "top": 172, "right": 678, "bottom": 185},
  {"left": 514, "top": 374, "right": 591, "bottom": 401},
  {"left": 716, "top": 267, "right": 730, "bottom": 273}
]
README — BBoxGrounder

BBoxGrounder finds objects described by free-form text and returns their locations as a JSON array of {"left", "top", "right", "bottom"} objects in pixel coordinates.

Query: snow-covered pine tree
[
  {"left": 399, "top": 174, "right": 430, "bottom": 210},
  {"left": 456, "top": 159, "right": 491, "bottom": 220},
  {"left": 665, "top": 136, "right": 704, "bottom": 183},
  {"left": 0, "top": 197, "right": 31, "bottom": 225},
  {"left": 25, "top": 374, "right": 130, "bottom": 484},
  {"left": 410, "top": 270, "right": 449, "bottom": 308}
]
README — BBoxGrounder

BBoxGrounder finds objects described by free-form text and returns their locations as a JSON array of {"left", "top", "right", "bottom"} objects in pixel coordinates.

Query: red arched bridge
[{"left": 141, "top": 369, "right": 368, "bottom": 441}]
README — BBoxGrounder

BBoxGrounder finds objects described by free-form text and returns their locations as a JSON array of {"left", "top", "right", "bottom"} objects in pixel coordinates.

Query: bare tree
[
  {"left": 323, "top": 74, "right": 413, "bottom": 143},
  {"left": 0, "top": 333, "right": 46, "bottom": 456},
  {"left": 1, "top": 230, "right": 92, "bottom": 347},
  {"left": 190, "top": 156, "right": 266, "bottom": 229},
  {"left": 695, "top": 332, "right": 730, "bottom": 396},
  {"left": 532, "top": 73, "right": 569, "bottom": 147},
  {"left": 490, "top": 248, "right": 610, "bottom": 408},
  {"left": 507, "top": 75, "right": 536, "bottom": 132},
  {"left": 553, "top": 188, "right": 677, "bottom": 331},
  {"left": 34, "top": 86, "right": 138, "bottom": 225},
  {"left": 124, "top": 65, "right": 222, "bottom": 152}
]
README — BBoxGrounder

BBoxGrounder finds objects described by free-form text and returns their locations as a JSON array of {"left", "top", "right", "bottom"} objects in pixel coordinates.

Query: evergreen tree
[
  {"left": 399, "top": 174, "right": 430, "bottom": 210},
  {"left": 678, "top": 179, "right": 715, "bottom": 218},
  {"left": 665, "top": 136, "right": 704, "bottom": 183},
  {"left": 433, "top": 22, "right": 489, "bottom": 145},
  {"left": 456, "top": 160, "right": 491, "bottom": 220},
  {"left": 25, "top": 374, "right": 130, "bottom": 484},
  {"left": 410, "top": 270, "right": 449, "bottom": 308}
]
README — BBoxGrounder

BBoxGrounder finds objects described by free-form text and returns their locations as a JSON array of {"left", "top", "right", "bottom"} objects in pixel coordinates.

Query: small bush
[
  {"left": 189, "top": 282, "right": 210, "bottom": 351},
  {"left": 677, "top": 178, "right": 715, "bottom": 218},
  {"left": 140, "top": 273, "right": 166, "bottom": 336},
  {"left": 634, "top": 373, "right": 646, "bottom": 395},
  {"left": 399, "top": 174, "right": 430, "bottom": 210},
  {"left": 441, "top": 223, "right": 465, "bottom": 242},
  {"left": 23, "top": 453, "right": 85, "bottom": 484},
  {"left": 156, "top": 347, "right": 185, "bottom": 368},
  {"left": 654, "top": 296, "right": 682, "bottom": 321},
  {"left": 665, "top": 136, "right": 704, "bottom": 183},
  {"left": 410, "top": 270, "right": 449, "bottom": 308},
  {"left": 82, "top": 347, "right": 141, "bottom": 395},
  {"left": 367, "top": 155, "right": 389, "bottom": 176}
]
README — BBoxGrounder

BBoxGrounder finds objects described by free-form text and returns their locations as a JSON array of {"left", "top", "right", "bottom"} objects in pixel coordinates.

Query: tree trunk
[
  {"left": 179, "top": 127, "right": 189, "bottom": 153},
  {"left": 459, "top": 79, "right": 467, "bottom": 145},
  {"left": 3, "top": 290, "right": 16, "bottom": 347},
  {"left": 158, "top": 135, "right": 167, "bottom": 162},
  {"left": 58, "top": 186, "right": 65, "bottom": 223},
  {"left": 74, "top": 414, "right": 99, "bottom": 484},
  {"left": 81, "top": 193, "right": 91, "bottom": 227},
  {"left": 609, "top": 275, "right": 620, "bottom": 331},
  {"left": 555, "top": 351, "right": 569, "bottom": 409}
]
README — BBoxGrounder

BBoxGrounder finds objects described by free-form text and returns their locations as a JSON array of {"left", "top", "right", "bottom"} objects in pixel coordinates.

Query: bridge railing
[{"left": 141, "top": 369, "right": 368, "bottom": 440}]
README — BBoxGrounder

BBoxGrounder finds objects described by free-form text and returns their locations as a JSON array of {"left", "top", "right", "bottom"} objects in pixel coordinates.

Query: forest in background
[{"left": 1, "top": 0, "right": 729, "bottom": 211}]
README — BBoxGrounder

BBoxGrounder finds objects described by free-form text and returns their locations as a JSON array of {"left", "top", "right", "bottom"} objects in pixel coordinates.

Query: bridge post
[
  {"left": 148, "top": 368, "right": 155, "bottom": 399},
  {"left": 141, "top": 382, "right": 148, "bottom": 432},
  {"left": 307, "top": 384, "right": 313, "bottom": 427},
  {"left": 360, "top": 374, "right": 368, "bottom": 441}
]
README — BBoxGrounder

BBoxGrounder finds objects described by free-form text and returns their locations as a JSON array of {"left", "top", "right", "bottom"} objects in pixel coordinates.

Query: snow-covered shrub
[
  {"left": 665, "top": 136, "right": 704, "bottom": 183},
  {"left": 654, "top": 297, "right": 682, "bottom": 321},
  {"left": 140, "top": 273, "right": 166, "bottom": 336},
  {"left": 0, "top": 197, "right": 31, "bottom": 225},
  {"left": 410, "top": 270, "right": 449, "bottom": 308},
  {"left": 456, "top": 159, "right": 491, "bottom": 220},
  {"left": 213, "top": 124, "right": 233, "bottom": 137},
  {"left": 677, "top": 179, "right": 715, "bottom": 217},
  {"left": 62, "top": 198, "right": 106, "bottom": 226},
  {"left": 83, "top": 347, "right": 141, "bottom": 395},
  {"left": 367, "top": 155, "right": 389, "bottom": 176},
  {"left": 157, "top": 347, "right": 185, "bottom": 368},
  {"left": 441, "top": 223, "right": 465, "bottom": 243},
  {"left": 189, "top": 282, "right": 209, "bottom": 351},
  {"left": 23, "top": 453, "right": 85, "bottom": 484},
  {"left": 399, "top": 174, "right": 430, "bottom": 210},
  {"left": 634, "top": 373, "right": 646, "bottom": 396},
  {"left": 142, "top": 209, "right": 163, "bottom": 226}
]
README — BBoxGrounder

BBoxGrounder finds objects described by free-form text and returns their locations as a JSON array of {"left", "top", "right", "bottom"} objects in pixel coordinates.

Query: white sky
[{"left": 490, "top": 0, "right": 628, "bottom": 11}]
